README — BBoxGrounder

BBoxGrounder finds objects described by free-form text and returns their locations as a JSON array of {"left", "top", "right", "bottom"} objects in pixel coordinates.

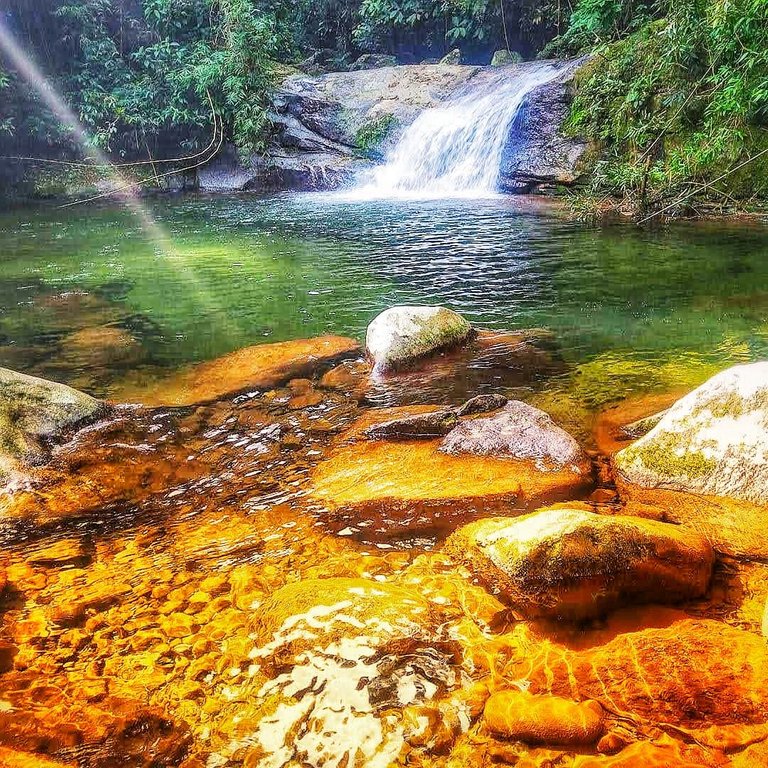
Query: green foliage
[
  {"left": 355, "top": 113, "right": 398, "bottom": 157},
  {"left": 563, "top": 0, "right": 768, "bottom": 216}
]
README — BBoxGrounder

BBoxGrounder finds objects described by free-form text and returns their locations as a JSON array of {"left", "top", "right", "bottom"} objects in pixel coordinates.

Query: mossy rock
[
  {"left": 0, "top": 367, "right": 107, "bottom": 482},
  {"left": 365, "top": 305, "right": 474, "bottom": 373},
  {"left": 615, "top": 362, "right": 768, "bottom": 504}
]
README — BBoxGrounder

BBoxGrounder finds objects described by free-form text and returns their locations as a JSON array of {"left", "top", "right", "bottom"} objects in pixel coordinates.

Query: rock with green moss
[
  {"left": 445, "top": 507, "right": 714, "bottom": 620},
  {"left": 440, "top": 49, "right": 462, "bottom": 65},
  {"left": 0, "top": 368, "right": 107, "bottom": 484},
  {"left": 491, "top": 49, "right": 523, "bottom": 66},
  {"left": 365, "top": 306, "right": 474, "bottom": 373},
  {"left": 615, "top": 362, "right": 768, "bottom": 504}
]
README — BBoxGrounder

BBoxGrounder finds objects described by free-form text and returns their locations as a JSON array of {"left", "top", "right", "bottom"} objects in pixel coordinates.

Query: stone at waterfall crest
[
  {"left": 0, "top": 367, "right": 107, "bottom": 484},
  {"left": 366, "top": 306, "right": 473, "bottom": 372},
  {"left": 445, "top": 507, "right": 714, "bottom": 620},
  {"left": 615, "top": 362, "right": 768, "bottom": 504}
]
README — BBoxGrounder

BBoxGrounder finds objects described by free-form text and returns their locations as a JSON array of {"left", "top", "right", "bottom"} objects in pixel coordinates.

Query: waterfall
[{"left": 352, "top": 62, "right": 563, "bottom": 199}]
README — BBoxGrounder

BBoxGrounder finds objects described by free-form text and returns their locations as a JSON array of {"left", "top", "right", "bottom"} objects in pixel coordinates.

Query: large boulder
[
  {"left": 445, "top": 508, "right": 714, "bottom": 619},
  {"left": 0, "top": 368, "right": 107, "bottom": 483},
  {"left": 440, "top": 400, "right": 589, "bottom": 473},
  {"left": 499, "top": 57, "right": 588, "bottom": 192},
  {"left": 615, "top": 363, "right": 768, "bottom": 504},
  {"left": 366, "top": 306, "right": 474, "bottom": 373},
  {"left": 614, "top": 363, "right": 768, "bottom": 559}
]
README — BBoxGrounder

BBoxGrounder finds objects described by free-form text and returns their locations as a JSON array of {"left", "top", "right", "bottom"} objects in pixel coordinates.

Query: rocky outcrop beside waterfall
[
  {"left": 198, "top": 59, "right": 589, "bottom": 194},
  {"left": 500, "top": 57, "right": 589, "bottom": 192}
]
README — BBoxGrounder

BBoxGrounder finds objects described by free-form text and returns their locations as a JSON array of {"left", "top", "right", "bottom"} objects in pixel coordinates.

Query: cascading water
[{"left": 352, "top": 61, "right": 564, "bottom": 199}]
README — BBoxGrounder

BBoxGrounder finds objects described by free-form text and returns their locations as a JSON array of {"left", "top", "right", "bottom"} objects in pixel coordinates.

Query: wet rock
[
  {"left": 115, "top": 335, "right": 361, "bottom": 406},
  {"left": 499, "top": 57, "right": 588, "bottom": 192},
  {"left": 440, "top": 49, "right": 462, "bottom": 65},
  {"left": 366, "top": 306, "right": 473, "bottom": 373},
  {"left": 445, "top": 508, "right": 714, "bottom": 619},
  {"left": 319, "top": 359, "right": 371, "bottom": 397},
  {"left": 364, "top": 329, "right": 564, "bottom": 407},
  {"left": 311, "top": 412, "right": 593, "bottom": 545},
  {"left": 440, "top": 401, "right": 590, "bottom": 474},
  {"left": 615, "top": 363, "right": 768, "bottom": 559},
  {"left": 0, "top": 368, "right": 107, "bottom": 483},
  {"left": 484, "top": 689, "right": 605, "bottom": 745},
  {"left": 491, "top": 49, "right": 522, "bottom": 66},
  {"left": 271, "top": 64, "right": 481, "bottom": 165},
  {"left": 455, "top": 393, "right": 508, "bottom": 417},
  {"left": 616, "top": 363, "right": 768, "bottom": 504},
  {"left": 364, "top": 410, "right": 458, "bottom": 440}
]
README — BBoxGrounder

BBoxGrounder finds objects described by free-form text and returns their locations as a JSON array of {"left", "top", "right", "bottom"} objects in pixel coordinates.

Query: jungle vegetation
[{"left": 0, "top": 0, "right": 766, "bottom": 216}]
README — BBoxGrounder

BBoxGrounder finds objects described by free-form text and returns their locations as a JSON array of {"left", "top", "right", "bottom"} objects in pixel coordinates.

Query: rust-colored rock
[
  {"left": 484, "top": 689, "right": 605, "bottom": 745},
  {"left": 116, "top": 335, "right": 361, "bottom": 406},
  {"left": 445, "top": 508, "right": 714, "bottom": 619},
  {"left": 311, "top": 431, "right": 593, "bottom": 543}
]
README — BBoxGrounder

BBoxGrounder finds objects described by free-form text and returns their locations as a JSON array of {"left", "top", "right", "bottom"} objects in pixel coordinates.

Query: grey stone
[
  {"left": 366, "top": 306, "right": 474, "bottom": 373},
  {"left": 440, "top": 400, "right": 589, "bottom": 473}
]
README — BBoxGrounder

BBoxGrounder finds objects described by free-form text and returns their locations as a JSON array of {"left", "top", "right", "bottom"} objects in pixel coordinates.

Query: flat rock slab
[
  {"left": 115, "top": 335, "right": 361, "bottom": 406},
  {"left": 440, "top": 400, "right": 590, "bottom": 473},
  {"left": 0, "top": 368, "right": 106, "bottom": 482},
  {"left": 311, "top": 411, "right": 593, "bottom": 544},
  {"left": 445, "top": 508, "right": 714, "bottom": 619}
]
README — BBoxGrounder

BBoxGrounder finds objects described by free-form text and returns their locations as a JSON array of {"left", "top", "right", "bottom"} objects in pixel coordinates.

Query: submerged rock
[
  {"left": 484, "top": 690, "right": 605, "bottom": 745},
  {"left": 115, "top": 335, "right": 361, "bottom": 406},
  {"left": 0, "top": 368, "right": 107, "bottom": 483},
  {"left": 221, "top": 578, "right": 460, "bottom": 768},
  {"left": 615, "top": 362, "right": 768, "bottom": 504},
  {"left": 366, "top": 306, "right": 474, "bottom": 373},
  {"left": 445, "top": 508, "right": 714, "bottom": 619}
]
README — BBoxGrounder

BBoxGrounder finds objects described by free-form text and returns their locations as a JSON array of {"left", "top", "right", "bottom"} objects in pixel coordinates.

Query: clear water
[
  {"left": 352, "top": 62, "right": 563, "bottom": 198},
  {"left": 1, "top": 193, "right": 768, "bottom": 406}
]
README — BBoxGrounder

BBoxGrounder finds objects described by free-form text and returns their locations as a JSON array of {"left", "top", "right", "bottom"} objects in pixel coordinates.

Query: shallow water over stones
[{"left": 0, "top": 333, "right": 766, "bottom": 768}]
